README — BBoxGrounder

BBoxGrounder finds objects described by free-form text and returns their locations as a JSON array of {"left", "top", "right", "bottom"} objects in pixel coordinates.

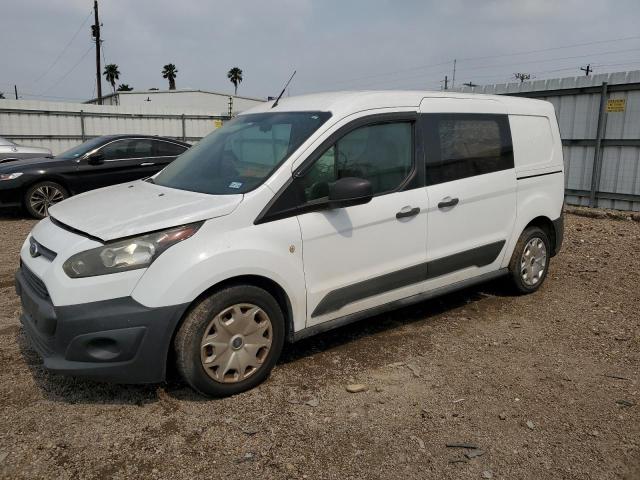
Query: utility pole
[
  {"left": 580, "top": 64, "right": 592, "bottom": 76},
  {"left": 14, "top": 85, "right": 18, "bottom": 100},
  {"left": 92, "top": 0, "right": 102, "bottom": 105},
  {"left": 452, "top": 59, "right": 457, "bottom": 88}
]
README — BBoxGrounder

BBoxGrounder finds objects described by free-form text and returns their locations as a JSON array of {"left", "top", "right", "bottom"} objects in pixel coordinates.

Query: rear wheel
[
  {"left": 24, "top": 181, "right": 68, "bottom": 219},
  {"left": 508, "top": 226, "right": 551, "bottom": 294},
  {"left": 174, "top": 285, "right": 285, "bottom": 397}
]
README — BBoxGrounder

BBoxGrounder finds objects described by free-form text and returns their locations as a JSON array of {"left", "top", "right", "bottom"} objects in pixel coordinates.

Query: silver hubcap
[
  {"left": 520, "top": 237, "right": 547, "bottom": 286},
  {"left": 200, "top": 303, "right": 272, "bottom": 384},
  {"left": 30, "top": 185, "right": 64, "bottom": 216}
]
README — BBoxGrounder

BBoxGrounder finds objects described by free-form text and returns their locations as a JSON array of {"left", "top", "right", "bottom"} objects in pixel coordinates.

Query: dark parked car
[{"left": 0, "top": 135, "right": 190, "bottom": 218}]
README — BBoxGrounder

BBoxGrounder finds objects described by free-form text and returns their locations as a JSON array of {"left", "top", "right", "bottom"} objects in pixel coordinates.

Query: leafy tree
[
  {"left": 227, "top": 67, "right": 243, "bottom": 95},
  {"left": 162, "top": 64, "right": 178, "bottom": 90},
  {"left": 0, "top": 92, "right": 5, "bottom": 99},
  {"left": 103, "top": 64, "right": 121, "bottom": 93},
  {"left": 117, "top": 84, "right": 133, "bottom": 91}
]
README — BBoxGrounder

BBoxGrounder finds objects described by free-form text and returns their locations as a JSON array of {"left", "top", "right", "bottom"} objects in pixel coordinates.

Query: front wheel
[
  {"left": 174, "top": 285, "right": 285, "bottom": 397},
  {"left": 507, "top": 226, "right": 551, "bottom": 294},
  {"left": 24, "top": 181, "right": 69, "bottom": 219}
]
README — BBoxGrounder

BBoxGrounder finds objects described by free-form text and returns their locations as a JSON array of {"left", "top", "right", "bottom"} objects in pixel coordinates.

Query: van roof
[{"left": 243, "top": 90, "right": 554, "bottom": 117}]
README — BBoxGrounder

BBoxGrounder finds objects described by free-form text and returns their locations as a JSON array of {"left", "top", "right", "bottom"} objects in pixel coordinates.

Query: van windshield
[{"left": 153, "top": 111, "right": 331, "bottom": 195}]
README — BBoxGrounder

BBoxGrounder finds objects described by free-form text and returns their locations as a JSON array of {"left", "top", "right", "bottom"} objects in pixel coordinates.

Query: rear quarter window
[{"left": 155, "top": 141, "right": 188, "bottom": 157}]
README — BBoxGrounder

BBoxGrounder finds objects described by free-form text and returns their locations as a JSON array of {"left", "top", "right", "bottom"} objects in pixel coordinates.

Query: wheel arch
[
  {"left": 524, "top": 216, "right": 557, "bottom": 254},
  {"left": 21, "top": 176, "right": 73, "bottom": 204},
  {"left": 165, "top": 274, "right": 296, "bottom": 379}
]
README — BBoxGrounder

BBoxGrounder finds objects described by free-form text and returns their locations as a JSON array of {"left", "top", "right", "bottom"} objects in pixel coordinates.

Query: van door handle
[
  {"left": 438, "top": 197, "right": 459, "bottom": 209},
  {"left": 396, "top": 206, "right": 420, "bottom": 219},
  {"left": 140, "top": 162, "right": 155, "bottom": 166}
]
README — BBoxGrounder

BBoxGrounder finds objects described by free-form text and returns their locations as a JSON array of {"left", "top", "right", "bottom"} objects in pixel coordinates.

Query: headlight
[
  {"left": 63, "top": 223, "right": 201, "bottom": 278},
  {"left": 0, "top": 173, "right": 23, "bottom": 180}
]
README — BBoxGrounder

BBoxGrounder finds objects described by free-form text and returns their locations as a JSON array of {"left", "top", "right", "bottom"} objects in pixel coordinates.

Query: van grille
[{"left": 21, "top": 264, "right": 50, "bottom": 299}]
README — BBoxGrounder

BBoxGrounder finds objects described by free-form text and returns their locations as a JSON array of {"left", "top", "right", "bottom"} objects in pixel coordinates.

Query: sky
[{"left": 2, "top": 0, "right": 640, "bottom": 102}]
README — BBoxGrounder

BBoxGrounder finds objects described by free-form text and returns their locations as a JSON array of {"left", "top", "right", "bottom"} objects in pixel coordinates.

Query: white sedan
[{"left": 0, "top": 137, "right": 51, "bottom": 163}]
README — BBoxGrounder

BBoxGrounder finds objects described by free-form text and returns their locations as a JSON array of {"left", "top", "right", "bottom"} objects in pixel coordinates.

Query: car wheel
[
  {"left": 508, "top": 226, "right": 551, "bottom": 294},
  {"left": 24, "top": 181, "right": 69, "bottom": 219},
  {"left": 174, "top": 285, "right": 285, "bottom": 397}
]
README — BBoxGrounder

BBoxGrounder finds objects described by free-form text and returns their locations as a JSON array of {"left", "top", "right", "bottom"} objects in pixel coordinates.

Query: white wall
[
  {"left": 0, "top": 99, "right": 227, "bottom": 155},
  {"left": 94, "top": 90, "right": 264, "bottom": 117}
]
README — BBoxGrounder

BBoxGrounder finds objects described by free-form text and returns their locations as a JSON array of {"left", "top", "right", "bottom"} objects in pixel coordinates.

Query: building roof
[
  {"left": 86, "top": 89, "right": 265, "bottom": 104},
  {"left": 243, "top": 90, "right": 553, "bottom": 118}
]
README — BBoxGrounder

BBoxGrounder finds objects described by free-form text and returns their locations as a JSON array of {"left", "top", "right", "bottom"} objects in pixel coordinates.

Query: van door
[
  {"left": 259, "top": 113, "right": 429, "bottom": 327},
  {"left": 419, "top": 110, "right": 517, "bottom": 287}
]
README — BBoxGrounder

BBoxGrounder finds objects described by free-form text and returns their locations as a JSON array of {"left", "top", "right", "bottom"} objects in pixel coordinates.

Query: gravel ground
[{"left": 0, "top": 211, "right": 638, "bottom": 480}]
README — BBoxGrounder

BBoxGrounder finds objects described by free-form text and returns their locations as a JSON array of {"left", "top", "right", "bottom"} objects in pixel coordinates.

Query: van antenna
[{"left": 272, "top": 70, "right": 296, "bottom": 108}]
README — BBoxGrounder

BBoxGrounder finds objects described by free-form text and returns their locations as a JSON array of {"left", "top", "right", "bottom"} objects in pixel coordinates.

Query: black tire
[
  {"left": 508, "top": 226, "right": 551, "bottom": 294},
  {"left": 24, "top": 181, "right": 69, "bottom": 219},
  {"left": 174, "top": 285, "right": 285, "bottom": 397}
]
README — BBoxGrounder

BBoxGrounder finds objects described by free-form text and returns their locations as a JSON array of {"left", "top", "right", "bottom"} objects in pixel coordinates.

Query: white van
[{"left": 16, "top": 91, "right": 564, "bottom": 397}]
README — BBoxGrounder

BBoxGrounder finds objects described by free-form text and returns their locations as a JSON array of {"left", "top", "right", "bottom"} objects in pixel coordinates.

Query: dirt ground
[{"left": 0, "top": 210, "right": 638, "bottom": 480}]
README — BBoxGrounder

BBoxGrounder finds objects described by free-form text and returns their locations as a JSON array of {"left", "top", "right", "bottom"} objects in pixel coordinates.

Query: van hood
[{"left": 48, "top": 180, "right": 243, "bottom": 242}]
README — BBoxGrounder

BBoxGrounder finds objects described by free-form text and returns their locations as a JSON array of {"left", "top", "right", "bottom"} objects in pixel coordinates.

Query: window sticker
[{"left": 228, "top": 181, "right": 243, "bottom": 189}]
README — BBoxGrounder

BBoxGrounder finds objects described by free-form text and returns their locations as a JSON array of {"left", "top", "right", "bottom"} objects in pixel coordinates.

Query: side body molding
[{"left": 311, "top": 240, "right": 506, "bottom": 317}]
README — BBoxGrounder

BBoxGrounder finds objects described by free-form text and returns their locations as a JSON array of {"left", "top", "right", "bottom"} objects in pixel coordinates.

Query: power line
[
  {"left": 39, "top": 45, "right": 94, "bottom": 95},
  {"left": 323, "top": 34, "right": 640, "bottom": 89},
  {"left": 33, "top": 10, "right": 93, "bottom": 83},
  {"left": 326, "top": 60, "right": 452, "bottom": 88},
  {"left": 337, "top": 48, "right": 640, "bottom": 90},
  {"left": 347, "top": 55, "right": 640, "bottom": 91},
  {"left": 455, "top": 34, "right": 640, "bottom": 63},
  {"left": 453, "top": 47, "right": 640, "bottom": 74}
]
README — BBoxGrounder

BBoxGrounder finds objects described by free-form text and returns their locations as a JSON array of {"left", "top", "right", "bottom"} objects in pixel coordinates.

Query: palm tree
[
  {"left": 117, "top": 84, "right": 133, "bottom": 91},
  {"left": 162, "top": 64, "right": 178, "bottom": 90},
  {"left": 227, "top": 67, "right": 243, "bottom": 95},
  {"left": 103, "top": 64, "right": 120, "bottom": 94}
]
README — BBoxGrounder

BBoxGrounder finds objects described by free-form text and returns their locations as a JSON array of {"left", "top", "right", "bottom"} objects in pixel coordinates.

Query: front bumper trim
[{"left": 16, "top": 268, "right": 189, "bottom": 384}]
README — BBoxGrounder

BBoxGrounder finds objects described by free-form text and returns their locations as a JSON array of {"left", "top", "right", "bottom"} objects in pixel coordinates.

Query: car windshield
[
  {"left": 56, "top": 137, "right": 106, "bottom": 160},
  {"left": 153, "top": 111, "right": 331, "bottom": 195}
]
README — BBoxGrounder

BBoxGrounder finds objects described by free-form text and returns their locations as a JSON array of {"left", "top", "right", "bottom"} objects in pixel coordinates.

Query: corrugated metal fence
[
  {"left": 0, "top": 100, "right": 227, "bottom": 155},
  {"left": 459, "top": 70, "right": 640, "bottom": 212}
]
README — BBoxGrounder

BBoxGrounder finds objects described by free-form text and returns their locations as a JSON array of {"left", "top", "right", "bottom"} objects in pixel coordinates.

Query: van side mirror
[
  {"left": 87, "top": 152, "right": 105, "bottom": 165},
  {"left": 328, "top": 177, "right": 373, "bottom": 209}
]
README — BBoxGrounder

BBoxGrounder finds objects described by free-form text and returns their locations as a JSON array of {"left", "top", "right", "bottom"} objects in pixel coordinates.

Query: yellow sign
[
  {"left": 606, "top": 99, "right": 626, "bottom": 113},
  {"left": 214, "top": 119, "right": 223, "bottom": 128}
]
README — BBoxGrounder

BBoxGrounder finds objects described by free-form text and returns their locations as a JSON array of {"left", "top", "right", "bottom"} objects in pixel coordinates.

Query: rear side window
[
  {"left": 100, "top": 139, "right": 154, "bottom": 160},
  {"left": 127, "top": 139, "right": 154, "bottom": 158},
  {"left": 155, "top": 140, "right": 187, "bottom": 157},
  {"left": 99, "top": 140, "right": 130, "bottom": 160},
  {"left": 422, "top": 114, "right": 513, "bottom": 185}
]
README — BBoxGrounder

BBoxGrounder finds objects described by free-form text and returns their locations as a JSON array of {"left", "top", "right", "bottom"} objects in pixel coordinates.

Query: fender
[
  {"left": 502, "top": 172, "right": 564, "bottom": 267},
  {"left": 131, "top": 214, "right": 307, "bottom": 334}
]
